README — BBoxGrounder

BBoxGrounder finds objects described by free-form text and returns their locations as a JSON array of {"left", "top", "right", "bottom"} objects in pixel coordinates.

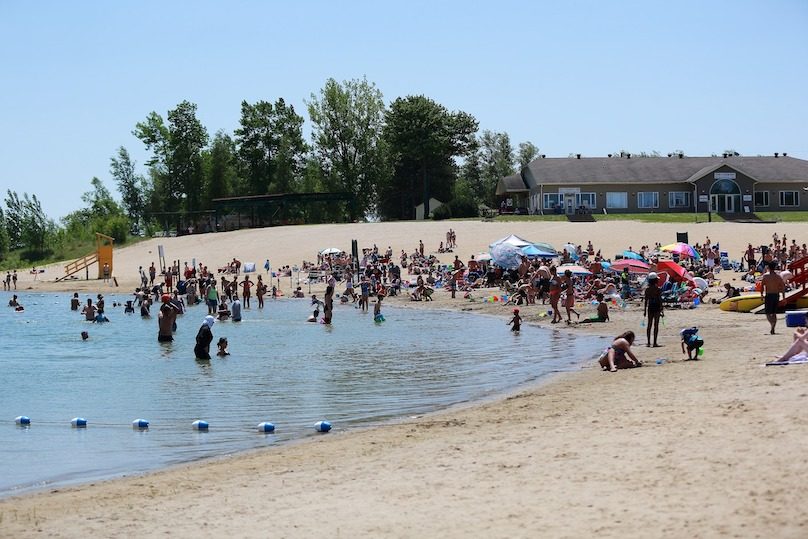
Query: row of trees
[
  {"left": 1, "top": 77, "right": 540, "bottom": 262},
  {"left": 123, "top": 77, "right": 539, "bottom": 224}
]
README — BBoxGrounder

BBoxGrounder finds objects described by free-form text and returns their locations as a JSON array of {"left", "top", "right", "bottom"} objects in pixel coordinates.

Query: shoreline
[{"left": 3, "top": 220, "right": 808, "bottom": 537}]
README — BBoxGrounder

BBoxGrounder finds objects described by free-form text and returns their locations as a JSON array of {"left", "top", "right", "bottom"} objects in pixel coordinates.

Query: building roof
[
  {"left": 522, "top": 156, "right": 808, "bottom": 187},
  {"left": 496, "top": 173, "right": 529, "bottom": 195}
]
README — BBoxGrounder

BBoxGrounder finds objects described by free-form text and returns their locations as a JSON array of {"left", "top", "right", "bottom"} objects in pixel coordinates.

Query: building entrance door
[
  {"left": 565, "top": 194, "right": 575, "bottom": 214},
  {"left": 710, "top": 194, "right": 739, "bottom": 213}
]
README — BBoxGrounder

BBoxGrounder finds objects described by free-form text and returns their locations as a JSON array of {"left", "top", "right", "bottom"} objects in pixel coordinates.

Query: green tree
[
  {"left": 307, "top": 77, "right": 388, "bottom": 218},
  {"left": 478, "top": 130, "right": 515, "bottom": 205},
  {"left": 203, "top": 130, "right": 239, "bottom": 205},
  {"left": 517, "top": 141, "right": 540, "bottom": 168},
  {"left": 4, "top": 190, "right": 23, "bottom": 248},
  {"left": 19, "top": 193, "right": 54, "bottom": 254},
  {"left": 235, "top": 98, "right": 306, "bottom": 195},
  {"left": 133, "top": 111, "right": 170, "bottom": 213},
  {"left": 0, "top": 207, "right": 8, "bottom": 260},
  {"left": 380, "top": 95, "right": 477, "bottom": 220},
  {"left": 110, "top": 147, "right": 147, "bottom": 230},
  {"left": 167, "top": 100, "right": 208, "bottom": 213}
]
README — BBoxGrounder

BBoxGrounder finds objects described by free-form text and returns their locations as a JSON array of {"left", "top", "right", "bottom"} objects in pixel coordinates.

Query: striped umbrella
[{"left": 660, "top": 242, "right": 701, "bottom": 260}]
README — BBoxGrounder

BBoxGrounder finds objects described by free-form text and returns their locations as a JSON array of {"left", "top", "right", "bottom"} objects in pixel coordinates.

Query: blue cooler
[{"left": 785, "top": 311, "right": 808, "bottom": 328}]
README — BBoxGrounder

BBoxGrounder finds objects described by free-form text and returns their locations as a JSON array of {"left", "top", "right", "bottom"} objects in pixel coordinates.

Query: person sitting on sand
[
  {"left": 578, "top": 293, "right": 610, "bottom": 323},
  {"left": 216, "top": 337, "right": 230, "bottom": 357},
  {"left": 770, "top": 327, "right": 808, "bottom": 364},
  {"left": 599, "top": 331, "right": 642, "bottom": 372}
]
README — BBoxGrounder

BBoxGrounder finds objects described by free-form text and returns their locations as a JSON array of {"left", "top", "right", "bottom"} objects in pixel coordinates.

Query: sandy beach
[{"left": 3, "top": 219, "right": 808, "bottom": 538}]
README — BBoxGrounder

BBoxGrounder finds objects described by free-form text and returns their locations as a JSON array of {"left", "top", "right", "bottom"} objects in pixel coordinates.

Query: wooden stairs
[{"left": 56, "top": 252, "right": 99, "bottom": 282}]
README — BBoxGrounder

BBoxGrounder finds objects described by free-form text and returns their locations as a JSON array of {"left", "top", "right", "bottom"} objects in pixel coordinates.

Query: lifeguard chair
[{"left": 57, "top": 233, "right": 115, "bottom": 281}]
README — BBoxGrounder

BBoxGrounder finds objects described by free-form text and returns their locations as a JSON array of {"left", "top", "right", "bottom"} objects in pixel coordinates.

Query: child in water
[
  {"left": 309, "top": 294, "right": 324, "bottom": 322},
  {"left": 374, "top": 294, "right": 384, "bottom": 322},
  {"left": 216, "top": 337, "right": 230, "bottom": 357},
  {"left": 508, "top": 308, "right": 522, "bottom": 332}
]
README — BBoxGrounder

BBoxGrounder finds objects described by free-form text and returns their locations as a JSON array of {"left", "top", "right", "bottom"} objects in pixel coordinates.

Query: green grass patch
[
  {"left": 483, "top": 214, "right": 569, "bottom": 222},
  {"left": 593, "top": 213, "right": 723, "bottom": 223},
  {"left": 755, "top": 211, "right": 808, "bottom": 222},
  {"left": 0, "top": 235, "right": 146, "bottom": 271}
]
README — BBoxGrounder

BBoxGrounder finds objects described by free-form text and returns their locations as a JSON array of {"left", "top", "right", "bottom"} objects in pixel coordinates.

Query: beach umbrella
[
  {"left": 534, "top": 242, "right": 557, "bottom": 255},
  {"left": 609, "top": 259, "right": 650, "bottom": 273},
  {"left": 660, "top": 242, "right": 701, "bottom": 260},
  {"left": 490, "top": 242, "right": 523, "bottom": 270},
  {"left": 489, "top": 234, "right": 534, "bottom": 250},
  {"left": 476, "top": 252, "right": 492, "bottom": 262},
  {"left": 521, "top": 244, "right": 556, "bottom": 258},
  {"left": 622, "top": 250, "right": 646, "bottom": 261},
  {"left": 559, "top": 264, "right": 592, "bottom": 276},
  {"left": 320, "top": 247, "right": 344, "bottom": 255},
  {"left": 656, "top": 260, "right": 692, "bottom": 283}
]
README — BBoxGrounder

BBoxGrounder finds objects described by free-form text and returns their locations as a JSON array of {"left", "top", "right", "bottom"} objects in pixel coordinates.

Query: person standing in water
[
  {"left": 256, "top": 275, "right": 267, "bottom": 309},
  {"left": 194, "top": 315, "right": 215, "bottom": 359},
  {"left": 81, "top": 298, "right": 97, "bottom": 321},
  {"left": 508, "top": 308, "right": 522, "bottom": 332},
  {"left": 158, "top": 294, "right": 179, "bottom": 342},
  {"left": 323, "top": 285, "right": 334, "bottom": 324},
  {"left": 70, "top": 292, "right": 80, "bottom": 311}
]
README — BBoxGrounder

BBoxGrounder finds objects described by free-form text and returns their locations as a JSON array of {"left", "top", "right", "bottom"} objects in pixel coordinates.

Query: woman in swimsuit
[
  {"left": 562, "top": 269, "right": 580, "bottom": 323},
  {"left": 599, "top": 331, "right": 642, "bottom": 372},
  {"left": 643, "top": 273, "right": 663, "bottom": 347},
  {"left": 548, "top": 266, "right": 562, "bottom": 324}
]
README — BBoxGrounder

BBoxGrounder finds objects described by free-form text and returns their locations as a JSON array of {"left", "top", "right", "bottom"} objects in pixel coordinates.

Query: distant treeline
[{"left": 1, "top": 77, "right": 543, "bottom": 261}]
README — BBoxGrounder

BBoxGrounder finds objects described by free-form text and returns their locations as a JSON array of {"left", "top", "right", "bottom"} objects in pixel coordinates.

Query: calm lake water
[{"left": 0, "top": 291, "right": 606, "bottom": 496}]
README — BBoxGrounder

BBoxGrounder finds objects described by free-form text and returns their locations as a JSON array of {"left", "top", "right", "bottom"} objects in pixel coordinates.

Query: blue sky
[{"left": 1, "top": 0, "right": 806, "bottom": 219}]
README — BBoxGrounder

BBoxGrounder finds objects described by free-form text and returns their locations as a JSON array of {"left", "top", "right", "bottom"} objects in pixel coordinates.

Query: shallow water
[{"left": 0, "top": 291, "right": 606, "bottom": 495}]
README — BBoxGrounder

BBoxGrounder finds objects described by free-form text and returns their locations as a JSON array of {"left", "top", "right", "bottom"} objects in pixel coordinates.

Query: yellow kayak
[{"left": 720, "top": 294, "right": 808, "bottom": 312}]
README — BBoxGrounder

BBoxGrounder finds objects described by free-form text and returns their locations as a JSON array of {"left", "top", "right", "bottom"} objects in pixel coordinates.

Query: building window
[
  {"left": 668, "top": 192, "right": 690, "bottom": 208},
  {"left": 754, "top": 191, "right": 769, "bottom": 207},
  {"left": 606, "top": 192, "right": 628, "bottom": 209},
  {"left": 779, "top": 191, "right": 800, "bottom": 207},
  {"left": 577, "top": 192, "right": 596, "bottom": 209},
  {"left": 543, "top": 193, "right": 561, "bottom": 210},
  {"left": 637, "top": 192, "right": 659, "bottom": 209}
]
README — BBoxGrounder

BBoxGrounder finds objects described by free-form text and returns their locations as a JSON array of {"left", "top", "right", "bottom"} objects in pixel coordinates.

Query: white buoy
[
  {"left": 132, "top": 419, "right": 150, "bottom": 429},
  {"left": 314, "top": 420, "right": 332, "bottom": 433},
  {"left": 192, "top": 420, "right": 209, "bottom": 431},
  {"left": 15, "top": 416, "right": 31, "bottom": 426},
  {"left": 257, "top": 422, "right": 275, "bottom": 433},
  {"left": 71, "top": 417, "right": 88, "bottom": 428}
]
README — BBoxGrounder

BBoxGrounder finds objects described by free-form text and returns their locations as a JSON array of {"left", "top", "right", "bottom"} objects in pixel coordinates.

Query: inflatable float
[{"left": 720, "top": 294, "right": 808, "bottom": 312}]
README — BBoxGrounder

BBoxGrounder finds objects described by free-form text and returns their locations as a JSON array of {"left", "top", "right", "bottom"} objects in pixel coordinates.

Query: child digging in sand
[
  {"left": 680, "top": 327, "right": 704, "bottom": 360},
  {"left": 578, "top": 293, "right": 609, "bottom": 323}
]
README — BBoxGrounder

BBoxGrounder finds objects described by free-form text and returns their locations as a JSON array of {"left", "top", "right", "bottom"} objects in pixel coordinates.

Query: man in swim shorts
[{"left": 761, "top": 261, "right": 786, "bottom": 335}]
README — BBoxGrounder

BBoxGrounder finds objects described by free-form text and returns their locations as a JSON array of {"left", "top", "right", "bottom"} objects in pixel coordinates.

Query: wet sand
[{"left": 2, "top": 219, "right": 807, "bottom": 538}]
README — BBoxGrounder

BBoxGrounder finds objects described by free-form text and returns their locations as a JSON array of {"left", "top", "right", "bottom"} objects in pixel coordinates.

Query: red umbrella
[
  {"left": 656, "top": 260, "right": 694, "bottom": 283},
  {"left": 609, "top": 259, "right": 650, "bottom": 273}
]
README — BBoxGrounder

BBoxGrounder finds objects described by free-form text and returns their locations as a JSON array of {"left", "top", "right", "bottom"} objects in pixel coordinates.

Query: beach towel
[
  {"left": 765, "top": 353, "right": 808, "bottom": 366},
  {"left": 243, "top": 262, "right": 256, "bottom": 273}
]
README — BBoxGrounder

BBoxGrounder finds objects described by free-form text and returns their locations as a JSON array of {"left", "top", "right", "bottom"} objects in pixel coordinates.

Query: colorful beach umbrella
[
  {"left": 656, "top": 260, "right": 693, "bottom": 283},
  {"left": 609, "top": 259, "right": 650, "bottom": 273},
  {"left": 660, "top": 242, "right": 700, "bottom": 260},
  {"left": 622, "top": 250, "right": 646, "bottom": 261},
  {"left": 521, "top": 244, "right": 556, "bottom": 258}
]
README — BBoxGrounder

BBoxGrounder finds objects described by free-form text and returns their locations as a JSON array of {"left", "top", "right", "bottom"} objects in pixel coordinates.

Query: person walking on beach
[
  {"left": 562, "top": 269, "right": 580, "bottom": 323},
  {"left": 761, "top": 261, "right": 786, "bottom": 335},
  {"left": 194, "top": 315, "right": 215, "bottom": 360},
  {"left": 149, "top": 262, "right": 156, "bottom": 286},
  {"left": 158, "top": 294, "right": 178, "bottom": 342},
  {"left": 12, "top": 270, "right": 17, "bottom": 290},
  {"left": 643, "top": 272, "right": 663, "bottom": 347}
]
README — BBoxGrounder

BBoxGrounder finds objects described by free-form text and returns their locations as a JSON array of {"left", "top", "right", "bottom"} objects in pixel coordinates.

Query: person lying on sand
[{"left": 770, "top": 327, "right": 808, "bottom": 364}]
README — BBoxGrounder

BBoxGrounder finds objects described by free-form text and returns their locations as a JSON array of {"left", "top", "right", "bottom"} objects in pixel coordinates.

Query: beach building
[{"left": 497, "top": 153, "right": 808, "bottom": 216}]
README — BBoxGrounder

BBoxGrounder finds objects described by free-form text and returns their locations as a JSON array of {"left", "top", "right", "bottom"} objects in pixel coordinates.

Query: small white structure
[{"left": 415, "top": 198, "right": 444, "bottom": 220}]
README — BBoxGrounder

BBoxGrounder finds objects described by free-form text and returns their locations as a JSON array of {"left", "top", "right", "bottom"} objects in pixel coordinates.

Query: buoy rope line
[{"left": 10, "top": 418, "right": 333, "bottom": 432}]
